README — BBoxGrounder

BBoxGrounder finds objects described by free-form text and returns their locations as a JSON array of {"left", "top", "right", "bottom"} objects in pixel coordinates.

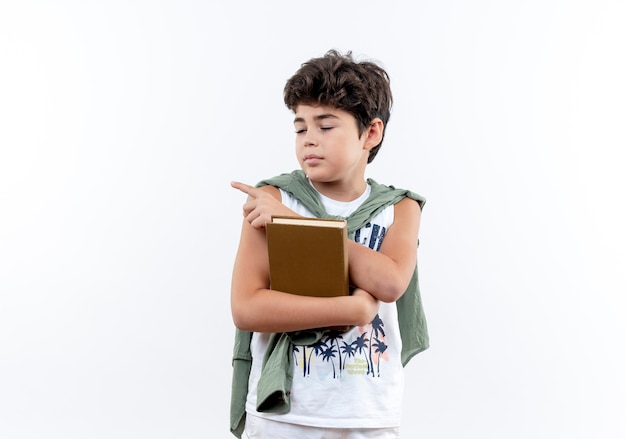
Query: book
[{"left": 266, "top": 216, "right": 350, "bottom": 298}]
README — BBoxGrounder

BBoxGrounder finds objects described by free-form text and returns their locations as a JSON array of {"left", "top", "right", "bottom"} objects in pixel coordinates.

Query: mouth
[{"left": 304, "top": 154, "right": 323, "bottom": 164}]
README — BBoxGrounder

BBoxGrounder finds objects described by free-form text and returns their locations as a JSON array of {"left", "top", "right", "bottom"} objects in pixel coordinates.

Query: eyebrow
[{"left": 293, "top": 113, "right": 340, "bottom": 124}]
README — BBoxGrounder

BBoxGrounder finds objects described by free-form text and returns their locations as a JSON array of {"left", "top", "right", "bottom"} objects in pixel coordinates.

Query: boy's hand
[
  {"left": 352, "top": 288, "right": 380, "bottom": 326},
  {"left": 231, "top": 181, "right": 298, "bottom": 230}
]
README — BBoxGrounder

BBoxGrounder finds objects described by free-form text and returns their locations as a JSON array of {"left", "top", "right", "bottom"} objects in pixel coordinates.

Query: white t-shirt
[{"left": 246, "top": 183, "right": 405, "bottom": 428}]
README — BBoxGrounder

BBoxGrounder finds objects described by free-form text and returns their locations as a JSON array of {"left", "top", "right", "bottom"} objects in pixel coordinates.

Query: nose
[{"left": 303, "top": 132, "right": 317, "bottom": 147}]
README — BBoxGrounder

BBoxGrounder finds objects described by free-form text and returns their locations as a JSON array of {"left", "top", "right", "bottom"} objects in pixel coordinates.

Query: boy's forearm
[
  {"left": 347, "top": 240, "right": 414, "bottom": 303},
  {"left": 231, "top": 288, "right": 377, "bottom": 333}
]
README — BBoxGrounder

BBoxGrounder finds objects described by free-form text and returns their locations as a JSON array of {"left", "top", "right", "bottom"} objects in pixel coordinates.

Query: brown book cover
[{"left": 266, "top": 216, "right": 349, "bottom": 297}]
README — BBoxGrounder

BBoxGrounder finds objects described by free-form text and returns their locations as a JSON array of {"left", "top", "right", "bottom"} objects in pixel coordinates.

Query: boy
[{"left": 229, "top": 49, "right": 428, "bottom": 439}]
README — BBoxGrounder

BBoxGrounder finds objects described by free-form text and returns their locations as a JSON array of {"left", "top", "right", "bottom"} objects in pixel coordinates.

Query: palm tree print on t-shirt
[{"left": 292, "top": 313, "right": 390, "bottom": 379}]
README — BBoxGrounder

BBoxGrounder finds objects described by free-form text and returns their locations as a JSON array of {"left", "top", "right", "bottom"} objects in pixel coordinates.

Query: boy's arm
[
  {"left": 347, "top": 197, "right": 421, "bottom": 303},
  {"left": 230, "top": 184, "right": 379, "bottom": 333}
]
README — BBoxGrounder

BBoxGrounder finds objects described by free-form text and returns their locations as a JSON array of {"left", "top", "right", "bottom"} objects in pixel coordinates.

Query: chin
[{"left": 303, "top": 168, "right": 326, "bottom": 181}]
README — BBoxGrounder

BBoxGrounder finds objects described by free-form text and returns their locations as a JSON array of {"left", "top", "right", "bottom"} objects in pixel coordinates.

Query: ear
[{"left": 363, "top": 118, "right": 384, "bottom": 151}]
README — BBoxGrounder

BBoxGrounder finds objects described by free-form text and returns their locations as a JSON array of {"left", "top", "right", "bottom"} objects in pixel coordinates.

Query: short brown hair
[{"left": 283, "top": 49, "right": 393, "bottom": 163}]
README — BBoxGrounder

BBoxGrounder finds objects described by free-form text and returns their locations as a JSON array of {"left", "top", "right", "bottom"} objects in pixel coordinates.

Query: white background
[{"left": 1, "top": 1, "right": 625, "bottom": 438}]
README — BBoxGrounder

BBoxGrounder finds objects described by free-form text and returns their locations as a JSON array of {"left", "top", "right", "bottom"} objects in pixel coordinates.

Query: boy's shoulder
[
  {"left": 255, "top": 170, "right": 307, "bottom": 190},
  {"left": 365, "top": 177, "right": 426, "bottom": 210}
]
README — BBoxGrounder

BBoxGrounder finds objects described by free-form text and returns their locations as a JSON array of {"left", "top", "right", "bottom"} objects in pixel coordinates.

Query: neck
[{"left": 309, "top": 179, "right": 367, "bottom": 202}]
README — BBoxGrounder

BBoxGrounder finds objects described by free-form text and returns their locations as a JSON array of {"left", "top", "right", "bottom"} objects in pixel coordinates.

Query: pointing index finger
[{"left": 231, "top": 181, "right": 261, "bottom": 198}]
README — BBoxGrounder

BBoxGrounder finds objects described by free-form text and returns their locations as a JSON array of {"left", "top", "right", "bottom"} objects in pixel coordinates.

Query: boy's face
[{"left": 293, "top": 104, "right": 372, "bottom": 186}]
